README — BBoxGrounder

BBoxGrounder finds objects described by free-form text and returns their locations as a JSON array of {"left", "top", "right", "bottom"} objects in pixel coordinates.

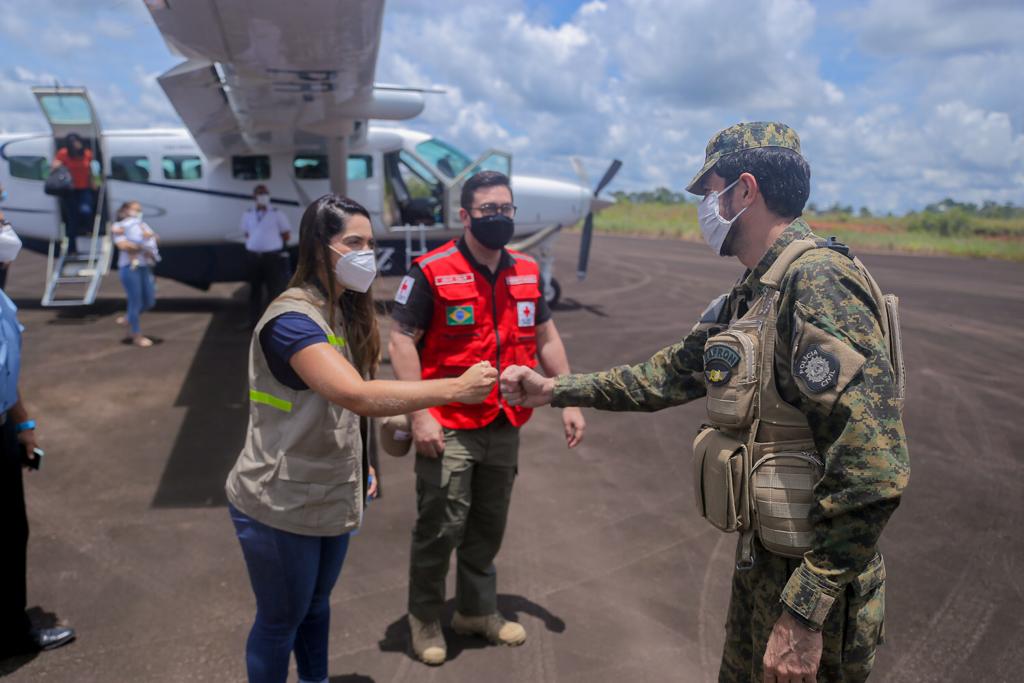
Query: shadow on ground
[
  {"left": 150, "top": 298, "right": 251, "bottom": 508},
  {"left": 0, "top": 607, "right": 67, "bottom": 677},
  {"left": 378, "top": 594, "right": 565, "bottom": 664}
]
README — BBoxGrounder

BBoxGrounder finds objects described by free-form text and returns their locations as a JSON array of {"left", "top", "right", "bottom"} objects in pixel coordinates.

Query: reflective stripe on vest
[{"left": 249, "top": 389, "right": 293, "bottom": 413}]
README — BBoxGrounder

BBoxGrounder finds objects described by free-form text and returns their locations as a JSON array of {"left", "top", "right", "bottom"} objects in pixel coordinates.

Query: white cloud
[
  {"left": 1, "top": 0, "right": 1020, "bottom": 213},
  {"left": 854, "top": 0, "right": 1024, "bottom": 56},
  {"left": 94, "top": 18, "right": 134, "bottom": 39},
  {"left": 39, "top": 26, "right": 94, "bottom": 54}
]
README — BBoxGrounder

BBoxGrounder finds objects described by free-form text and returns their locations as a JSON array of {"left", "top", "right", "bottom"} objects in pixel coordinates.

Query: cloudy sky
[{"left": 1, "top": 0, "right": 1021, "bottom": 213}]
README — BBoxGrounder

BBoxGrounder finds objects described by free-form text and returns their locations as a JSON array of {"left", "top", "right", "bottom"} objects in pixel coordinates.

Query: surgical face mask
[
  {"left": 255, "top": 194, "right": 271, "bottom": 208},
  {"left": 697, "top": 178, "right": 748, "bottom": 257},
  {"left": 0, "top": 190, "right": 8, "bottom": 202},
  {"left": 0, "top": 222, "right": 23, "bottom": 263},
  {"left": 330, "top": 247, "right": 376, "bottom": 293},
  {"left": 469, "top": 214, "right": 515, "bottom": 250}
]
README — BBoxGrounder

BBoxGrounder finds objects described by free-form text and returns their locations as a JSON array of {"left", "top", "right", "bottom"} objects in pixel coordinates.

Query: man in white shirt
[{"left": 241, "top": 184, "right": 292, "bottom": 327}]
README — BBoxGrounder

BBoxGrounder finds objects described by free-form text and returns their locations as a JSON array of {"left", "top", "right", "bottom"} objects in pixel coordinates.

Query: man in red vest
[{"left": 389, "top": 170, "right": 585, "bottom": 666}]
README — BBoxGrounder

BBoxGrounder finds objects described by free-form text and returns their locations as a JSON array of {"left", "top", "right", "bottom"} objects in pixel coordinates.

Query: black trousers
[
  {"left": 0, "top": 419, "right": 32, "bottom": 650},
  {"left": 247, "top": 250, "right": 291, "bottom": 325}
]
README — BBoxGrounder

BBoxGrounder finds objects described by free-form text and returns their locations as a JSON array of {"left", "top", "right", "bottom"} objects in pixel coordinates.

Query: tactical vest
[
  {"left": 225, "top": 286, "right": 364, "bottom": 537},
  {"left": 417, "top": 241, "right": 542, "bottom": 430},
  {"left": 692, "top": 239, "right": 905, "bottom": 565}
]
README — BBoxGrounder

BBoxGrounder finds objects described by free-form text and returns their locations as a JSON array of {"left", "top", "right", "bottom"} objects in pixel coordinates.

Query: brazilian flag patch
[{"left": 446, "top": 305, "right": 475, "bottom": 326}]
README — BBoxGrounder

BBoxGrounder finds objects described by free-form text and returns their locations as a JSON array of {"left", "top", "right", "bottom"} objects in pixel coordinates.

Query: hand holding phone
[{"left": 20, "top": 443, "right": 44, "bottom": 471}]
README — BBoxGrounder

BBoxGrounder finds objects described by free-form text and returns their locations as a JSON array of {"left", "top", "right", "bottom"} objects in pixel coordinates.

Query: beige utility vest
[
  {"left": 225, "top": 287, "right": 364, "bottom": 537},
  {"left": 692, "top": 239, "right": 904, "bottom": 564}
]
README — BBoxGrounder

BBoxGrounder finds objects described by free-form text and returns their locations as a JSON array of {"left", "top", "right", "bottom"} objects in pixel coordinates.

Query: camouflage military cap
[{"left": 685, "top": 122, "right": 802, "bottom": 194}]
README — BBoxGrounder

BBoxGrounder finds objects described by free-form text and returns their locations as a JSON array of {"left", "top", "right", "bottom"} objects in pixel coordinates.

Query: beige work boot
[
  {"left": 408, "top": 613, "right": 446, "bottom": 665},
  {"left": 451, "top": 611, "right": 526, "bottom": 646}
]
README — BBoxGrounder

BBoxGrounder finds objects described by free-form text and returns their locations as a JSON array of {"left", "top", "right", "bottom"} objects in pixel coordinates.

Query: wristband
[{"left": 16, "top": 419, "right": 36, "bottom": 433}]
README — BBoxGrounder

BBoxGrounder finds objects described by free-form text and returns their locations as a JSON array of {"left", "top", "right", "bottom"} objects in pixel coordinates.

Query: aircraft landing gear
[{"left": 544, "top": 276, "right": 561, "bottom": 308}]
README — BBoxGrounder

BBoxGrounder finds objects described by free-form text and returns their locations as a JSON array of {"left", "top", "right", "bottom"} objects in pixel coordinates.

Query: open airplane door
[
  {"left": 32, "top": 87, "right": 104, "bottom": 150},
  {"left": 31, "top": 87, "right": 112, "bottom": 307},
  {"left": 442, "top": 149, "right": 512, "bottom": 230}
]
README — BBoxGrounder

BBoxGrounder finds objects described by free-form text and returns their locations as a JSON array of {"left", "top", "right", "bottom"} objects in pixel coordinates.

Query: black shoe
[{"left": 31, "top": 626, "right": 75, "bottom": 651}]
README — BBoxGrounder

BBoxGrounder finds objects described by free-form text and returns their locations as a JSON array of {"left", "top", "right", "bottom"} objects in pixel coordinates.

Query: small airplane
[{"left": 0, "top": 0, "right": 620, "bottom": 308}]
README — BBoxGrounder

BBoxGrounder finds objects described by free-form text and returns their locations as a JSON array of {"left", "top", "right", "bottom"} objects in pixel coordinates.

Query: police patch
[
  {"left": 446, "top": 305, "right": 475, "bottom": 326},
  {"left": 796, "top": 344, "right": 839, "bottom": 393},
  {"left": 703, "top": 344, "right": 740, "bottom": 385}
]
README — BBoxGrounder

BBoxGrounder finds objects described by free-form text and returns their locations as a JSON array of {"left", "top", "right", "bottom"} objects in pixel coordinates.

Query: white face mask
[
  {"left": 0, "top": 222, "right": 22, "bottom": 263},
  {"left": 255, "top": 194, "right": 271, "bottom": 208},
  {"left": 330, "top": 247, "right": 377, "bottom": 293},
  {"left": 697, "top": 178, "right": 748, "bottom": 256}
]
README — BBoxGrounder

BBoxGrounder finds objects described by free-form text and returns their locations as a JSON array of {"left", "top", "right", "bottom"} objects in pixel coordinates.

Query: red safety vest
[{"left": 416, "top": 240, "right": 542, "bottom": 430}]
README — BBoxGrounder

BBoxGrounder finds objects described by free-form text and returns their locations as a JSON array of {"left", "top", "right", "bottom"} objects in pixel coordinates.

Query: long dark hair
[{"left": 289, "top": 194, "right": 380, "bottom": 377}]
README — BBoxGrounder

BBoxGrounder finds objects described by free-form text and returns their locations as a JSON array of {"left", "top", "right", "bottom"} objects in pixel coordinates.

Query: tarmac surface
[{"left": 2, "top": 232, "right": 1022, "bottom": 682}]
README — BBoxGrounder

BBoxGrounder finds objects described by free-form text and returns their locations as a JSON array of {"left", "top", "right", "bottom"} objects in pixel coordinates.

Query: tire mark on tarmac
[
  {"left": 698, "top": 533, "right": 728, "bottom": 683},
  {"left": 886, "top": 552, "right": 998, "bottom": 683}
]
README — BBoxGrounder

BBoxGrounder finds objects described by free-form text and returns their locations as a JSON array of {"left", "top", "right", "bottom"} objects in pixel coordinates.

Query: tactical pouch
[
  {"left": 882, "top": 294, "right": 906, "bottom": 412},
  {"left": 692, "top": 427, "right": 749, "bottom": 533},
  {"left": 703, "top": 327, "right": 759, "bottom": 429},
  {"left": 749, "top": 440, "right": 823, "bottom": 558}
]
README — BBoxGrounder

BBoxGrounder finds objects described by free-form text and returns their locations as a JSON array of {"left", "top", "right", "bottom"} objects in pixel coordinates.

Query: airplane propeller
[{"left": 577, "top": 159, "right": 622, "bottom": 281}]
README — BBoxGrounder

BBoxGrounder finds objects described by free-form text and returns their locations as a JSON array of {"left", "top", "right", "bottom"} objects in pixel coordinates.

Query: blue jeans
[
  {"left": 229, "top": 504, "right": 351, "bottom": 683},
  {"left": 118, "top": 265, "right": 156, "bottom": 335}
]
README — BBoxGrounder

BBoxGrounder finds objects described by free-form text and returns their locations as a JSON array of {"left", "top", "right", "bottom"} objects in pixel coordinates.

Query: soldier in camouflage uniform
[{"left": 501, "top": 122, "right": 909, "bottom": 682}]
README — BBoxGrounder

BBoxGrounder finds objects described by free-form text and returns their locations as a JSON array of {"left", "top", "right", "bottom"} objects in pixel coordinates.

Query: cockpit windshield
[{"left": 415, "top": 138, "right": 472, "bottom": 179}]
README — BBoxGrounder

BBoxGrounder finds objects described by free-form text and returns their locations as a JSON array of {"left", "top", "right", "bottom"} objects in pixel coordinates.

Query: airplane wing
[{"left": 145, "top": 0, "right": 424, "bottom": 158}]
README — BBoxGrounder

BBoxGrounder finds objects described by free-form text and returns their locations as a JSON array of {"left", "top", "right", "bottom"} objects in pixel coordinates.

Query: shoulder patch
[
  {"left": 394, "top": 275, "right": 415, "bottom": 305},
  {"left": 703, "top": 344, "right": 741, "bottom": 385},
  {"left": 795, "top": 344, "right": 839, "bottom": 393}
]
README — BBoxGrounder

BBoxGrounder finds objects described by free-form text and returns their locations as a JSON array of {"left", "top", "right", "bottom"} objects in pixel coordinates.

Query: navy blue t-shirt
[{"left": 258, "top": 313, "right": 328, "bottom": 390}]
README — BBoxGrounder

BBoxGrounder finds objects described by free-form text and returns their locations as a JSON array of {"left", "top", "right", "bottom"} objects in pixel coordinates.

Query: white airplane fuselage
[{"left": 0, "top": 125, "right": 592, "bottom": 288}]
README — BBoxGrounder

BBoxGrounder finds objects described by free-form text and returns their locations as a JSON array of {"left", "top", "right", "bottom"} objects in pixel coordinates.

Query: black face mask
[{"left": 469, "top": 214, "right": 515, "bottom": 250}]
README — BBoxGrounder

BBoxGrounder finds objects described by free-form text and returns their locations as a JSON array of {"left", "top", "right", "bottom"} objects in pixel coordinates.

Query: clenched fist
[
  {"left": 500, "top": 365, "right": 555, "bottom": 408},
  {"left": 454, "top": 361, "right": 498, "bottom": 404}
]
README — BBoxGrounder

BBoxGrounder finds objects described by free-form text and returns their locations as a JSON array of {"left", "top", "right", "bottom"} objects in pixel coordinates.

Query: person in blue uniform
[{"left": 0, "top": 218, "right": 76, "bottom": 660}]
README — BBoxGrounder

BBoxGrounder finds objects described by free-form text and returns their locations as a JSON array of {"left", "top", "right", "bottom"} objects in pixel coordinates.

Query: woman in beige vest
[{"left": 225, "top": 195, "right": 496, "bottom": 683}]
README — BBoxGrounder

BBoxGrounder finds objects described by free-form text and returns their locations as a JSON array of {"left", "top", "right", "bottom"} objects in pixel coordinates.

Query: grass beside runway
[{"left": 593, "top": 201, "right": 1024, "bottom": 261}]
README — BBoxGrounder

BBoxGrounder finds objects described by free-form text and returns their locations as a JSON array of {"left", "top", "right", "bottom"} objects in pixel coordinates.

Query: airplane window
[
  {"left": 37, "top": 94, "right": 94, "bottom": 126},
  {"left": 162, "top": 155, "right": 203, "bottom": 181},
  {"left": 232, "top": 155, "right": 271, "bottom": 180},
  {"left": 293, "top": 154, "right": 374, "bottom": 180},
  {"left": 7, "top": 155, "right": 49, "bottom": 181},
  {"left": 415, "top": 138, "right": 472, "bottom": 179},
  {"left": 111, "top": 156, "right": 150, "bottom": 182},
  {"left": 347, "top": 155, "right": 373, "bottom": 180},
  {"left": 398, "top": 151, "right": 439, "bottom": 197},
  {"left": 294, "top": 154, "right": 328, "bottom": 179}
]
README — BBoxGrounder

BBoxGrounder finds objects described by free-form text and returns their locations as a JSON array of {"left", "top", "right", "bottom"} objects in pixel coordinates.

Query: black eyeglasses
[{"left": 470, "top": 203, "right": 516, "bottom": 218}]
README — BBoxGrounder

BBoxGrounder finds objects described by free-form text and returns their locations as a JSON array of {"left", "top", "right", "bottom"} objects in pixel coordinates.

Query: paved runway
[{"left": 3, "top": 232, "right": 1022, "bottom": 682}]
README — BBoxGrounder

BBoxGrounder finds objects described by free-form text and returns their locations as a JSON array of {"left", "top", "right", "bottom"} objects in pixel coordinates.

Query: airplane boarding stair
[{"left": 42, "top": 184, "right": 112, "bottom": 307}]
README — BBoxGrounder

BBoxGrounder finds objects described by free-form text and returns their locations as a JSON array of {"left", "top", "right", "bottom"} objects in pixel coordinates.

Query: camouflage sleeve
[
  {"left": 775, "top": 251, "right": 910, "bottom": 630},
  {"left": 551, "top": 328, "right": 708, "bottom": 411}
]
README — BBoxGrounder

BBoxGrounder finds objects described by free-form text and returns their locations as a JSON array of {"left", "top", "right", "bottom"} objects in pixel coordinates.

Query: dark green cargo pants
[
  {"left": 719, "top": 540, "right": 886, "bottom": 683},
  {"left": 407, "top": 414, "right": 519, "bottom": 622}
]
